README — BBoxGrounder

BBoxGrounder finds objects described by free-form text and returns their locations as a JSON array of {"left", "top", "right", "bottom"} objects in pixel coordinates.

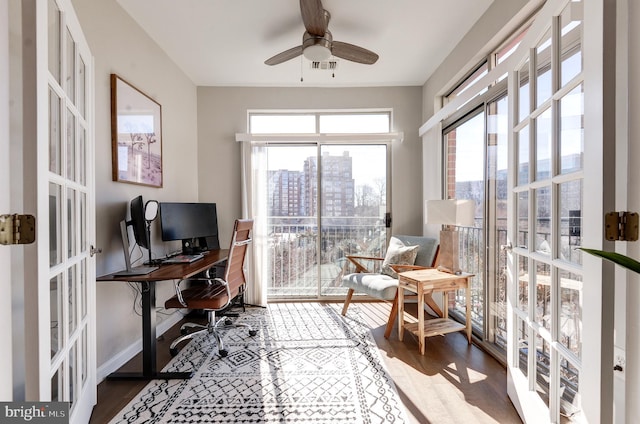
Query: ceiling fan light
[{"left": 303, "top": 44, "right": 331, "bottom": 62}]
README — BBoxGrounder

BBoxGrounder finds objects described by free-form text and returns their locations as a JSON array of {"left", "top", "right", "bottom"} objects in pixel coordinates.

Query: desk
[
  {"left": 397, "top": 268, "right": 474, "bottom": 355},
  {"left": 97, "top": 249, "right": 229, "bottom": 380}
]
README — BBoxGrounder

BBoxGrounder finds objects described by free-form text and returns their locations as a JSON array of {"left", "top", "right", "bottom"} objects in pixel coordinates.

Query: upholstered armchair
[{"left": 341, "top": 235, "right": 440, "bottom": 338}]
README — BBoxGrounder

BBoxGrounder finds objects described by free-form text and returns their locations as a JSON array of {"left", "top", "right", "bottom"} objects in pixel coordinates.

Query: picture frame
[{"left": 111, "top": 74, "right": 163, "bottom": 187}]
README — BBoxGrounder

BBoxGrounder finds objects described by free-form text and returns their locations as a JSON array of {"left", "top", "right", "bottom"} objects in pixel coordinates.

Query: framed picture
[{"left": 111, "top": 74, "right": 163, "bottom": 187}]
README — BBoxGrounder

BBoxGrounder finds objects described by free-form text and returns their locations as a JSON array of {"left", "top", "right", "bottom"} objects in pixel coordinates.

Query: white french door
[
  {"left": 23, "top": 0, "right": 96, "bottom": 421},
  {"left": 506, "top": 0, "right": 614, "bottom": 422}
]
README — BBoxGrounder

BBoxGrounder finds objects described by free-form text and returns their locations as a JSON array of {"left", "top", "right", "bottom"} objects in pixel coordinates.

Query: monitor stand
[
  {"left": 181, "top": 237, "right": 209, "bottom": 255},
  {"left": 114, "top": 220, "right": 159, "bottom": 277}
]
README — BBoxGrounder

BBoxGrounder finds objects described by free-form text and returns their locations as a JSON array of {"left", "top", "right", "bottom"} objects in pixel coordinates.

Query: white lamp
[{"left": 425, "top": 199, "right": 475, "bottom": 274}]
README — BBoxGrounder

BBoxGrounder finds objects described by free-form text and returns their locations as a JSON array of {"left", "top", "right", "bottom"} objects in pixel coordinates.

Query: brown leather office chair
[{"left": 165, "top": 219, "right": 257, "bottom": 357}]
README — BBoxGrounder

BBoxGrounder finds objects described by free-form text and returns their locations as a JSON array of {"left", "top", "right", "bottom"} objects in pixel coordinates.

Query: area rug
[{"left": 109, "top": 303, "right": 408, "bottom": 423}]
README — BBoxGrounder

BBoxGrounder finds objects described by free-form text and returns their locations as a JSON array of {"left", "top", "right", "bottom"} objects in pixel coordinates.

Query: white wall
[
  {"left": 196, "top": 86, "right": 425, "bottom": 242},
  {"left": 71, "top": 0, "right": 199, "bottom": 371}
]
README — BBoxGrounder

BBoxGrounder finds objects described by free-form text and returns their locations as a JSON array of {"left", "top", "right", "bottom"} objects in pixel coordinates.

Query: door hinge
[
  {"left": 605, "top": 211, "right": 639, "bottom": 241},
  {"left": 0, "top": 214, "right": 36, "bottom": 245}
]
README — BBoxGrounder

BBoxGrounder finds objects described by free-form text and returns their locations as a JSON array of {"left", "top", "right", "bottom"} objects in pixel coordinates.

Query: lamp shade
[{"left": 425, "top": 199, "right": 475, "bottom": 227}]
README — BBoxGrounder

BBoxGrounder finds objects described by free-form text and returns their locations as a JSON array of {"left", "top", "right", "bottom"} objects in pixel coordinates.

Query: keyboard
[{"left": 162, "top": 253, "right": 204, "bottom": 264}]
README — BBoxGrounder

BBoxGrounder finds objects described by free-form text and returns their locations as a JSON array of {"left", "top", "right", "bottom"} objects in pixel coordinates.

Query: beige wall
[
  {"left": 72, "top": 0, "right": 199, "bottom": 371},
  {"left": 197, "top": 86, "right": 424, "bottom": 244}
]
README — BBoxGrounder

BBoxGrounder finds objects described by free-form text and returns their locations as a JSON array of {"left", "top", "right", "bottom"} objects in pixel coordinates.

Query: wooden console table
[{"left": 397, "top": 268, "right": 474, "bottom": 355}]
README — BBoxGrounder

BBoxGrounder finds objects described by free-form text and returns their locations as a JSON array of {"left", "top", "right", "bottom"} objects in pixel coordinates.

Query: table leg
[
  {"left": 107, "top": 282, "right": 193, "bottom": 380},
  {"left": 418, "top": 285, "right": 425, "bottom": 355},
  {"left": 398, "top": 285, "right": 405, "bottom": 341}
]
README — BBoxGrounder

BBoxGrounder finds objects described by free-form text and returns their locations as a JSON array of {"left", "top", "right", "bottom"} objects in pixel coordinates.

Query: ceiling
[{"left": 116, "top": 0, "right": 494, "bottom": 87}]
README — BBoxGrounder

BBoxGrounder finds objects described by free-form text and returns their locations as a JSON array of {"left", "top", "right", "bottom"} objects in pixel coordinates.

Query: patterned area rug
[{"left": 109, "top": 303, "right": 408, "bottom": 423}]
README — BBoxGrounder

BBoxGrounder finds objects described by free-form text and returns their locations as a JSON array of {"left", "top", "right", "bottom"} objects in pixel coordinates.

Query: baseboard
[{"left": 96, "top": 311, "right": 184, "bottom": 383}]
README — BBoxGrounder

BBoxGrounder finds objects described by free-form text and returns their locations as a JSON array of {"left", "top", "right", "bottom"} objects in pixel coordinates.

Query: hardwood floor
[{"left": 89, "top": 302, "right": 522, "bottom": 424}]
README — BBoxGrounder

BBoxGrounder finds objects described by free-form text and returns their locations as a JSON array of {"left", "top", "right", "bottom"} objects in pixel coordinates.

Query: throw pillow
[{"left": 381, "top": 236, "right": 419, "bottom": 278}]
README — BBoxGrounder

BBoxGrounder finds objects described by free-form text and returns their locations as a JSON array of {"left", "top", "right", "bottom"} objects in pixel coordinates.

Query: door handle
[
  {"left": 90, "top": 245, "right": 102, "bottom": 257},
  {"left": 500, "top": 242, "right": 513, "bottom": 252}
]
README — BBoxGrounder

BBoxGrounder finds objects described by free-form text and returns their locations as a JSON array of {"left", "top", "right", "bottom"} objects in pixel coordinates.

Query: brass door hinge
[
  {"left": 0, "top": 214, "right": 36, "bottom": 245},
  {"left": 605, "top": 211, "right": 639, "bottom": 241}
]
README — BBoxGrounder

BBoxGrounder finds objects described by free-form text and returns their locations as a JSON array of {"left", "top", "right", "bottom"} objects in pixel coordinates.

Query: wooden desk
[
  {"left": 397, "top": 268, "right": 474, "bottom": 355},
  {"left": 97, "top": 249, "right": 229, "bottom": 380}
]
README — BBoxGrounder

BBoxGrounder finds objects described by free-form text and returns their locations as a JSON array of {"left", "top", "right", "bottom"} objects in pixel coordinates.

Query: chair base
[{"left": 169, "top": 309, "right": 257, "bottom": 357}]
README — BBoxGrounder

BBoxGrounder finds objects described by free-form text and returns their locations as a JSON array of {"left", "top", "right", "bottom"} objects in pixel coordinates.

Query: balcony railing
[{"left": 266, "top": 216, "right": 387, "bottom": 298}]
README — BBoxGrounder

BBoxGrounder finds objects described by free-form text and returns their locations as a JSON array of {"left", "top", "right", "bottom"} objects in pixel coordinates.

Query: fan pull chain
[{"left": 300, "top": 56, "right": 304, "bottom": 82}]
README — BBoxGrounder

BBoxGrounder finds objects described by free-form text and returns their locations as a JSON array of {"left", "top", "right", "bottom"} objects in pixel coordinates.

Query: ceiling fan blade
[
  {"left": 331, "top": 41, "right": 379, "bottom": 65},
  {"left": 300, "top": 0, "right": 326, "bottom": 36},
  {"left": 264, "top": 45, "right": 304, "bottom": 65}
]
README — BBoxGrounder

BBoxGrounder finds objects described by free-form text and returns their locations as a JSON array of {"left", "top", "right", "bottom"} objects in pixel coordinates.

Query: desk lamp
[
  {"left": 144, "top": 200, "right": 159, "bottom": 265},
  {"left": 425, "top": 199, "right": 475, "bottom": 274}
]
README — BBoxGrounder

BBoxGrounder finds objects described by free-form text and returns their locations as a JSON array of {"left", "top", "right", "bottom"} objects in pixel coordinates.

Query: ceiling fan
[{"left": 264, "top": 0, "right": 379, "bottom": 66}]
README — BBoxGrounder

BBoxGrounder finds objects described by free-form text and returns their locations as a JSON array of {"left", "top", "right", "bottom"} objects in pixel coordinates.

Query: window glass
[
  {"left": 560, "top": 1, "right": 583, "bottom": 86},
  {"left": 319, "top": 114, "right": 389, "bottom": 133},
  {"left": 250, "top": 114, "right": 315, "bottom": 133}
]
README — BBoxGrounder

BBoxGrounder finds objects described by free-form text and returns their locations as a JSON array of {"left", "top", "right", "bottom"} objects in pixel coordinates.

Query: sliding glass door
[
  {"left": 443, "top": 89, "right": 508, "bottom": 357},
  {"left": 250, "top": 112, "right": 391, "bottom": 300}
]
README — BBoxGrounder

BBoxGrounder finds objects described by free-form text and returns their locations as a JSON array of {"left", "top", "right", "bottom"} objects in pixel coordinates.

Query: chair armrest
[
  {"left": 172, "top": 280, "right": 188, "bottom": 307},
  {"left": 389, "top": 264, "right": 432, "bottom": 273},
  {"left": 346, "top": 255, "right": 384, "bottom": 273},
  {"left": 171, "top": 277, "right": 230, "bottom": 308}
]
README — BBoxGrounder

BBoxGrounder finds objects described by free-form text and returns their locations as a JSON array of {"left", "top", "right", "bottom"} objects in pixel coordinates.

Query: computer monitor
[{"left": 159, "top": 202, "right": 219, "bottom": 254}]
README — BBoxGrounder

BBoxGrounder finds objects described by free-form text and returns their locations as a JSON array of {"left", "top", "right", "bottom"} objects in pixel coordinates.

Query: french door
[
  {"left": 505, "top": 0, "right": 614, "bottom": 421},
  {"left": 23, "top": 0, "right": 96, "bottom": 421}
]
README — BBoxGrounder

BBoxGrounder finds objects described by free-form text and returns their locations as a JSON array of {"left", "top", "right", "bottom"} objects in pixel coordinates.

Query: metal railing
[{"left": 266, "top": 216, "right": 386, "bottom": 298}]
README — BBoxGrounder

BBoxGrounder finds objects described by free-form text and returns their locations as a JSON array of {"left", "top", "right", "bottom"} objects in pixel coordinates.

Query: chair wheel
[
  {"left": 170, "top": 347, "right": 179, "bottom": 357},
  {"left": 224, "top": 319, "right": 232, "bottom": 326},
  {"left": 249, "top": 330, "right": 257, "bottom": 337},
  {"left": 219, "top": 349, "right": 228, "bottom": 357},
  {"left": 180, "top": 328, "right": 189, "bottom": 335}
]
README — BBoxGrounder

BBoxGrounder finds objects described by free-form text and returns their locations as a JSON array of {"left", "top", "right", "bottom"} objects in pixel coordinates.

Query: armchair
[
  {"left": 341, "top": 235, "right": 440, "bottom": 338},
  {"left": 164, "top": 219, "right": 257, "bottom": 357}
]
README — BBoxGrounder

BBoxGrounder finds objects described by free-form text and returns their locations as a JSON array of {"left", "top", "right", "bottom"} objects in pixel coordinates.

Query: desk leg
[
  {"left": 397, "top": 286, "right": 405, "bottom": 341},
  {"left": 418, "top": 285, "right": 425, "bottom": 355},
  {"left": 107, "top": 282, "right": 193, "bottom": 380},
  {"left": 465, "top": 278, "right": 472, "bottom": 344}
]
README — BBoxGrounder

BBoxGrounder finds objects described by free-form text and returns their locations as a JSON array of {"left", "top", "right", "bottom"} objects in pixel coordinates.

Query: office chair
[{"left": 165, "top": 219, "right": 257, "bottom": 357}]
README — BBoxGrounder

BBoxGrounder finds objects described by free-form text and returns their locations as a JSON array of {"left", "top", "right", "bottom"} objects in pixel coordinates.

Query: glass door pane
[
  {"left": 445, "top": 111, "right": 485, "bottom": 335},
  {"left": 319, "top": 145, "right": 388, "bottom": 297},
  {"left": 265, "top": 145, "right": 317, "bottom": 298},
  {"left": 486, "top": 94, "right": 508, "bottom": 352}
]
